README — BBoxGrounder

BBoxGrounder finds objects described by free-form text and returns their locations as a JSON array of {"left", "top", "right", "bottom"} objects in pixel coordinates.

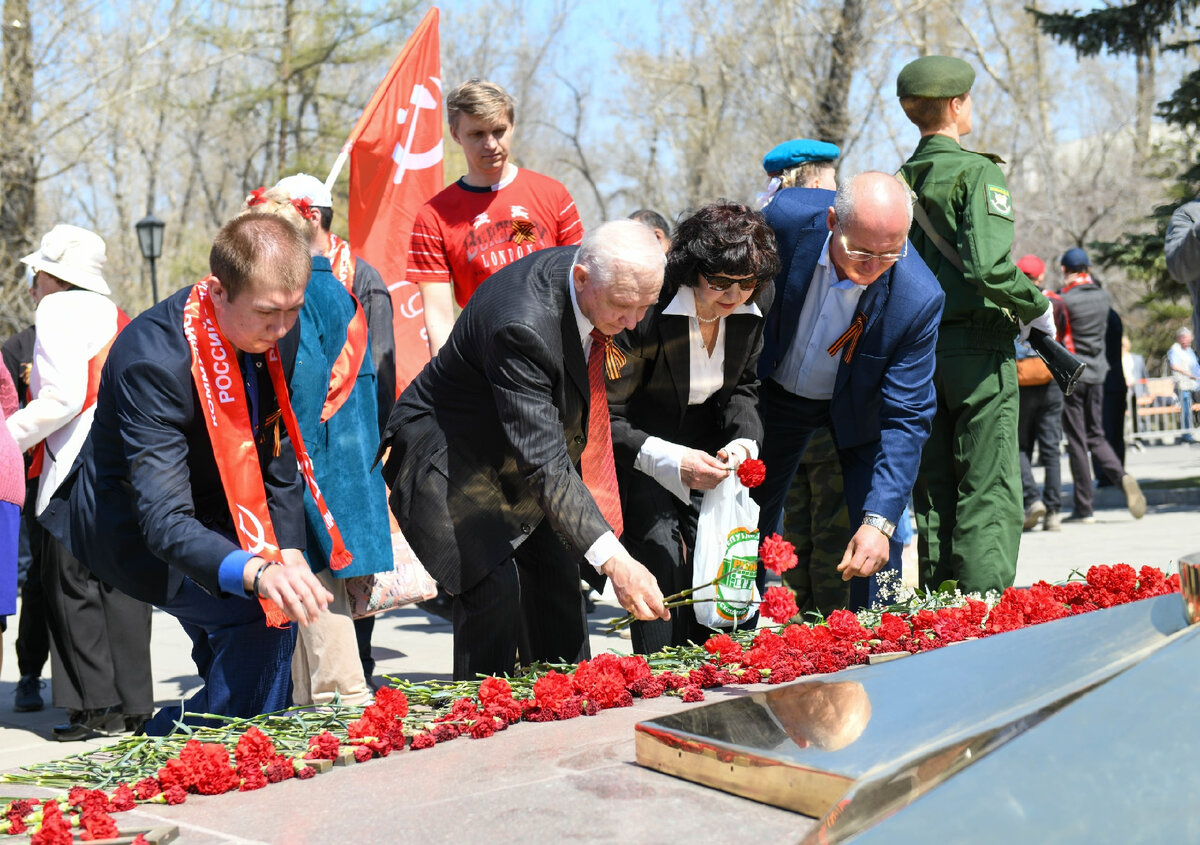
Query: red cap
[{"left": 1016, "top": 254, "right": 1045, "bottom": 277}]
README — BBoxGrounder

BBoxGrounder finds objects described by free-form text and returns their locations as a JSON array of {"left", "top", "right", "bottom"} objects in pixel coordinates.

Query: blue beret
[
  {"left": 762, "top": 139, "right": 840, "bottom": 175},
  {"left": 1061, "top": 247, "right": 1090, "bottom": 268}
]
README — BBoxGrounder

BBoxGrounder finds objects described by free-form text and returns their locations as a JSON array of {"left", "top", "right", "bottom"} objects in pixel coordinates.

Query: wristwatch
[{"left": 862, "top": 513, "right": 896, "bottom": 539}]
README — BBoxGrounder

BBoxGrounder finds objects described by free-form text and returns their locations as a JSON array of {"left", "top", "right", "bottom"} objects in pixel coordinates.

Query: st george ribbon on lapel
[
  {"left": 827, "top": 312, "right": 867, "bottom": 364},
  {"left": 582, "top": 329, "right": 624, "bottom": 536}
]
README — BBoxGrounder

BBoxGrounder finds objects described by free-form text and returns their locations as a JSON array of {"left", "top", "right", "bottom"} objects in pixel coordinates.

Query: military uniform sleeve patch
[{"left": 986, "top": 184, "right": 1014, "bottom": 219}]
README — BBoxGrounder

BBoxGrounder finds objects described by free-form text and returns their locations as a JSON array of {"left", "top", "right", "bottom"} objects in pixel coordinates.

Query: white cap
[
  {"left": 273, "top": 173, "right": 333, "bottom": 208},
  {"left": 21, "top": 224, "right": 110, "bottom": 295}
]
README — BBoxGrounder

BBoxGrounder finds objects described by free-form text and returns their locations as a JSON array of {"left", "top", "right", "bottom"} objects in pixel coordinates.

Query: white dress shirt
[
  {"left": 633, "top": 287, "right": 760, "bottom": 504},
  {"left": 773, "top": 234, "right": 866, "bottom": 399}
]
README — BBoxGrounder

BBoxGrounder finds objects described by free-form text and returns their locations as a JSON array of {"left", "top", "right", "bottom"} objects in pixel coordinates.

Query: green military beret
[{"left": 896, "top": 55, "right": 975, "bottom": 98}]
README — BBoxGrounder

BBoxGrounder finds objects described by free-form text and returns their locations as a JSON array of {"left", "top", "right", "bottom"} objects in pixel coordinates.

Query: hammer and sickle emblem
[
  {"left": 236, "top": 504, "right": 279, "bottom": 555},
  {"left": 392, "top": 77, "right": 445, "bottom": 185}
]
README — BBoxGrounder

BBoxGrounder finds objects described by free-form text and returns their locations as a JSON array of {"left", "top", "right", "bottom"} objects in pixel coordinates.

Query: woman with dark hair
[{"left": 609, "top": 200, "right": 779, "bottom": 653}]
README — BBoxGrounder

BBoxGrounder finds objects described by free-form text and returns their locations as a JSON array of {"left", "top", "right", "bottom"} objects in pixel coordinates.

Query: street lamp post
[{"left": 134, "top": 214, "right": 165, "bottom": 304}]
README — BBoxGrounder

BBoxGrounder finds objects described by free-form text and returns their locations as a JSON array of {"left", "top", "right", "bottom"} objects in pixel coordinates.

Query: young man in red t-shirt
[{"left": 409, "top": 78, "right": 583, "bottom": 355}]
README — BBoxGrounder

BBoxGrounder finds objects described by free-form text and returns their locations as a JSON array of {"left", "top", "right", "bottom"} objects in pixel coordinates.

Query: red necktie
[{"left": 582, "top": 329, "right": 624, "bottom": 537}]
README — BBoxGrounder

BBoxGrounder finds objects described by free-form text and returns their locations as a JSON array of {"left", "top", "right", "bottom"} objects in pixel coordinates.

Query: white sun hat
[
  {"left": 274, "top": 173, "right": 333, "bottom": 208},
  {"left": 20, "top": 224, "right": 110, "bottom": 296}
]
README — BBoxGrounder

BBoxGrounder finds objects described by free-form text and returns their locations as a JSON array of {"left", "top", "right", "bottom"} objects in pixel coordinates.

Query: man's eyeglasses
[
  {"left": 837, "top": 225, "right": 908, "bottom": 263},
  {"left": 701, "top": 273, "right": 762, "bottom": 292}
]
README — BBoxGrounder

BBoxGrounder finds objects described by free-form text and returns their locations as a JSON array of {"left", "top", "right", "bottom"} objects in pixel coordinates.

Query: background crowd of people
[{"left": 1, "top": 58, "right": 1195, "bottom": 738}]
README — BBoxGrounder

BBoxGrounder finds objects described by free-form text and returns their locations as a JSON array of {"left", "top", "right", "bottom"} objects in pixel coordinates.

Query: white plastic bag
[{"left": 691, "top": 474, "right": 760, "bottom": 628}]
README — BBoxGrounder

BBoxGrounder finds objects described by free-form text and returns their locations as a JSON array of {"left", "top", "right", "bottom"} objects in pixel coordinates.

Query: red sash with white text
[{"left": 183, "top": 279, "right": 354, "bottom": 627}]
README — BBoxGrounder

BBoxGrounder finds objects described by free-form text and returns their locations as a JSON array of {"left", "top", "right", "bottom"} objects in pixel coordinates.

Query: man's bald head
[
  {"left": 574, "top": 220, "right": 665, "bottom": 336},
  {"left": 826, "top": 172, "right": 914, "bottom": 287}
]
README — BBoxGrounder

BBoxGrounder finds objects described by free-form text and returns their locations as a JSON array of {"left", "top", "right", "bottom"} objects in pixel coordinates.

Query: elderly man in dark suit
[
  {"left": 41, "top": 214, "right": 334, "bottom": 734},
  {"left": 756, "top": 171, "right": 944, "bottom": 610},
  {"left": 381, "top": 220, "right": 670, "bottom": 680}
]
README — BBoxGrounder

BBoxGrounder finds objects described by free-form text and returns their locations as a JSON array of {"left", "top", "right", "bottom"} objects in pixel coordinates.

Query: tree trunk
[
  {"left": 813, "top": 0, "right": 865, "bottom": 148},
  {"left": 0, "top": 0, "right": 35, "bottom": 334}
]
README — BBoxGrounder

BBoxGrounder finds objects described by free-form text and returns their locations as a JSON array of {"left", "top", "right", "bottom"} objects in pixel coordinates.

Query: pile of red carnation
[
  {"left": 3, "top": 563, "right": 1178, "bottom": 838},
  {"left": 2, "top": 786, "right": 146, "bottom": 844}
]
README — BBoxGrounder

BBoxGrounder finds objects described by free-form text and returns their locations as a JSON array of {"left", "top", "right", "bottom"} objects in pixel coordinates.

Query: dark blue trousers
[
  {"left": 144, "top": 578, "right": 296, "bottom": 736},
  {"left": 754, "top": 379, "right": 901, "bottom": 611}
]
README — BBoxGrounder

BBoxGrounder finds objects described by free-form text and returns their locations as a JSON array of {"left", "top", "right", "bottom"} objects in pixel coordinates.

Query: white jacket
[{"left": 5, "top": 289, "right": 122, "bottom": 514}]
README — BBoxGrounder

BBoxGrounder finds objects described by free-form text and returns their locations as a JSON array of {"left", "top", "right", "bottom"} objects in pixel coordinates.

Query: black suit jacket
[
  {"left": 40, "top": 285, "right": 305, "bottom": 605},
  {"left": 609, "top": 281, "right": 774, "bottom": 467},
  {"left": 380, "top": 247, "right": 610, "bottom": 594}
]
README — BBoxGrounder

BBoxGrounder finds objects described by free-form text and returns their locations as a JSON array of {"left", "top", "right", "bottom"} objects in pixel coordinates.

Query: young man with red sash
[
  {"left": 6, "top": 225, "right": 152, "bottom": 741},
  {"left": 41, "top": 214, "right": 334, "bottom": 735}
]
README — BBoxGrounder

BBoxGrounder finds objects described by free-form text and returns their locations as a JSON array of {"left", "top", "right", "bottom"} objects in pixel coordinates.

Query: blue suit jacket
[{"left": 759, "top": 187, "right": 945, "bottom": 523}]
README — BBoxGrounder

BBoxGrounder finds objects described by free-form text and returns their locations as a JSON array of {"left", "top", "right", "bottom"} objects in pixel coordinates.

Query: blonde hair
[
  {"left": 239, "top": 187, "right": 319, "bottom": 244},
  {"left": 779, "top": 161, "right": 835, "bottom": 190},
  {"left": 446, "top": 78, "right": 516, "bottom": 130}
]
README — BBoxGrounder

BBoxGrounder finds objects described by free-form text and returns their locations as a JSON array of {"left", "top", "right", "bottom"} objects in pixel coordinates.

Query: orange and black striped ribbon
[
  {"left": 827, "top": 312, "right": 867, "bottom": 364},
  {"left": 592, "top": 331, "right": 627, "bottom": 380}
]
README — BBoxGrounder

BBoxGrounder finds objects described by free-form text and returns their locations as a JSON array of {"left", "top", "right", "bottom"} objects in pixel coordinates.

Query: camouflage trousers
[{"left": 779, "top": 427, "right": 851, "bottom": 615}]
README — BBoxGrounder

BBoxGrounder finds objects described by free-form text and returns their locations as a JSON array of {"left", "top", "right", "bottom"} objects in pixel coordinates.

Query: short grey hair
[
  {"left": 833, "top": 171, "right": 914, "bottom": 229},
  {"left": 578, "top": 219, "right": 665, "bottom": 282}
]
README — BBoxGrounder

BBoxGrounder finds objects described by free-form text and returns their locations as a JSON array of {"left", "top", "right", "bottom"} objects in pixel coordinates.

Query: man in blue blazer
[{"left": 757, "top": 172, "right": 944, "bottom": 609}]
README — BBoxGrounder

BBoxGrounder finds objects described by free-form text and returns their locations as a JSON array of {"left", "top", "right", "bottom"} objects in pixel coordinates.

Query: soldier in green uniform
[
  {"left": 896, "top": 56, "right": 1054, "bottom": 595},
  {"left": 781, "top": 425, "right": 851, "bottom": 615}
]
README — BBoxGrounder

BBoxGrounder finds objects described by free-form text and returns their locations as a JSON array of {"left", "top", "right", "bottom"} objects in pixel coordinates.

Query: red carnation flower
[
  {"left": 238, "top": 768, "right": 268, "bottom": 792},
  {"left": 532, "top": 670, "right": 575, "bottom": 713},
  {"left": 263, "top": 756, "right": 294, "bottom": 784},
  {"left": 760, "top": 585, "right": 799, "bottom": 624},
  {"left": 681, "top": 686, "right": 705, "bottom": 702},
  {"left": 573, "top": 657, "right": 629, "bottom": 709},
  {"left": 108, "top": 783, "right": 136, "bottom": 813},
  {"left": 235, "top": 726, "right": 276, "bottom": 769},
  {"left": 759, "top": 533, "right": 798, "bottom": 574},
  {"left": 132, "top": 778, "right": 161, "bottom": 800},
  {"left": 826, "top": 609, "right": 869, "bottom": 642},
  {"left": 132, "top": 836, "right": 150, "bottom": 845},
  {"left": 305, "top": 730, "right": 341, "bottom": 761},
  {"left": 410, "top": 732, "right": 436, "bottom": 750},
  {"left": 162, "top": 786, "right": 187, "bottom": 805},
  {"left": 30, "top": 800, "right": 73, "bottom": 845},
  {"left": 875, "top": 612, "right": 910, "bottom": 642},
  {"left": 478, "top": 676, "right": 514, "bottom": 707},
  {"left": 737, "top": 458, "right": 766, "bottom": 488},
  {"left": 738, "top": 667, "right": 763, "bottom": 684},
  {"left": 294, "top": 765, "right": 316, "bottom": 781},
  {"left": 7, "top": 815, "right": 27, "bottom": 836},
  {"left": 469, "top": 718, "right": 497, "bottom": 739},
  {"left": 704, "top": 632, "right": 744, "bottom": 663},
  {"left": 375, "top": 686, "right": 409, "bottom": 720},
  {"left": 617, "top": 655, "right": 653, "bottom": 684},
  {"left": 353, "top": 745, "right": 374, "bottom": 763}
]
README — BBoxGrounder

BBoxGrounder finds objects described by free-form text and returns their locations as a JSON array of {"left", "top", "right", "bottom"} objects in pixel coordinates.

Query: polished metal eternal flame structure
[{"left": 636, "top": 558, "right": 1200, "bottom": 841}]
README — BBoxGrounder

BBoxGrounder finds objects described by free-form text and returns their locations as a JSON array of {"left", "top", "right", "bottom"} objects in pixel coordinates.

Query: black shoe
[
  {"left": 52, "top": 706, "right": 125, "bottom": 742},
  {"left": 124, "top": 713, "right": 151, "bottom": 735},
  {"left": 14, "top": 675, "right": 45, "bottom": 712},
  {"left": 416, "top": 589, "right": 453, "bottom": 621}
]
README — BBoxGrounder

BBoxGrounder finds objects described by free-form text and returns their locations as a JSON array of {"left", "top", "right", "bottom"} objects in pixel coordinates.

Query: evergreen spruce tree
[{"left": 1030, "top": 1, "right": 1200, "bottom": 361}]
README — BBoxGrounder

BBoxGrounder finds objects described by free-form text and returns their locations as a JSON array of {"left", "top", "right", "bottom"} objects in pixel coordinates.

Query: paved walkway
[{"left": 0, "top": 441, "right": 1195, "bottom": 838}]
